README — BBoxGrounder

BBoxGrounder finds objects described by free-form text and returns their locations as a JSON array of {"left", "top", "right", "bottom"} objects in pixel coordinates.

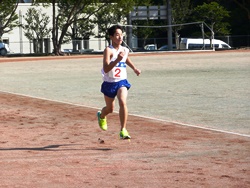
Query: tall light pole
[
  {"left": 167, "top": 0, "right": 173, "bottom": 51},
  {"left": 126, "top": 13, "right": 132, "bottom": 49}
]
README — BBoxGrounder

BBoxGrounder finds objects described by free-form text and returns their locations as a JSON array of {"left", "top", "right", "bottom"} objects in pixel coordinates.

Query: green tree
[
  {"left": 52, "top": 0, "right": 107, "bottom": 55},
  {"left": 171, "top": 0, "right": 192, "bottom": 49},
  {"left": 193, "top": 2, "right": 230, "bottom": 36},
  {"left": 0, "top": 0, "right": 19, "bottom": 41},
  {"left": 33, "top": 0, "right": 136, "bottom": 55},
  {"left": 68, "top": 19, "right": 95, "bottom": 52},
  {"left": 22, "top": 7, "right": 52, "bottom": 53},
  {"left": 93, "top": 0, "right": 135, "bottom": 46},
  {"left": 93, "top": 6, "right": 118, "bottom": 47},
  {"left": 132, "top": 19, "right": 156, "bottom": 47},
  {"left": 130, "top": 0, "right": 155, "bottom": 47}
]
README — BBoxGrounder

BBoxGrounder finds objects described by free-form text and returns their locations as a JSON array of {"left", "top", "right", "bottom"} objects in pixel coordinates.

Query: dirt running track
[{"left": 0, "top": 91, "right": 249, "bottom": 188}]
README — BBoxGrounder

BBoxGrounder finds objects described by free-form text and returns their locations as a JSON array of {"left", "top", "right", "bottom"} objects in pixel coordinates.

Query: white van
[{"left": 180, "top": 38, "right": 231, "bottom": 50}]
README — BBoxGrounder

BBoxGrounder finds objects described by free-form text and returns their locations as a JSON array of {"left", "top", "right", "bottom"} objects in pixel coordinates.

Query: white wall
[{"left": 2, "top": 3, "right": 106, "bottom": 53}]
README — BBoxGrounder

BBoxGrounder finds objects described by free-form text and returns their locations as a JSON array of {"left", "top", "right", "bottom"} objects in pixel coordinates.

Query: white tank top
[{"left": 101, "top": 45, "right": 129, "bottom": 82}]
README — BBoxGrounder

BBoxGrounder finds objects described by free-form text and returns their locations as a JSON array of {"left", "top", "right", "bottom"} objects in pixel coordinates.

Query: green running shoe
[
  {"left": 120, "top": 128, "right": 131, "bottom": 139},
  {"left": 97, "top": 111, "right": 107, "bottom": 131}
]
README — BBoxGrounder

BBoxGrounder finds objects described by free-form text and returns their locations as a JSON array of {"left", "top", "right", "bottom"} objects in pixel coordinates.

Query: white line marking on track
[
  {"left": 128, "top": 113, "right": 250, "bottom": 138},
  {"left": 1, "top": 90, "right": 250, "bottom": 138}
]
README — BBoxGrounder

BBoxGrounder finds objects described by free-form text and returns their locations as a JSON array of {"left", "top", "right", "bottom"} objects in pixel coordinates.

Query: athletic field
[{"left": 0, "top": 50, "right": 249, "bottom": 187}]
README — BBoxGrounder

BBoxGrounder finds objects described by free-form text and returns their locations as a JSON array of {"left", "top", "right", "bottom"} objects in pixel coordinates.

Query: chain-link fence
[
  {"left": 5, "top": 35, "right": 250, "bottom": 55},
  {"left": 7, "top": 38, "right": 108, "bottom": 54},
  {"left": 134, "top": 35, "right": 250, "bottom": 50},
  {"left": 217, "top": 35, "right": 250, "bottom": 48}
]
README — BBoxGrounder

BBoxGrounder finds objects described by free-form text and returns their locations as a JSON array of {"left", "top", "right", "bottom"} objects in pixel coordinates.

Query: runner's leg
[
  {"left": 117, "top": 87, "right": 128, "bottom": 130},
  {"left": 100, "top": 95, "right": 115, "bottom": 119}
]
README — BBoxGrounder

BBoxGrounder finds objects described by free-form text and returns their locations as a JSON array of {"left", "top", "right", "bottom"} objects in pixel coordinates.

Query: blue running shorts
[{"left": 101, "top": 79, "right": 131, "bottom": 98}]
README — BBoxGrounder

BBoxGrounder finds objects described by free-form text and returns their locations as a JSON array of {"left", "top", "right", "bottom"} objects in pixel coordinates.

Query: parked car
[
  {"left": 0, "top": 42, "right": 10, "bottom": 56},
  {"left": 144, "top": 44, "right": 157, "bottom": 51},
  {"left": 158, "top": 44, "right": 176, "bottom": 51},
  {"left": 62, "top": 49, "right": 73, "bottom": 53},
  {"left": 180, "top": 38, "right": 231, "bottom": 50}
]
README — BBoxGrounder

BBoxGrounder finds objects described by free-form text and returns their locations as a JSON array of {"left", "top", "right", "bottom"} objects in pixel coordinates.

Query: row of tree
[
  {"left": 0, "top": 0, "right": 249, "bottom": 54},
  {"left": 0, "top": 0, "right": 136, "bottom": 55},
  {"left": 134, "top": 0, "right": 249, "bottom": 48}
]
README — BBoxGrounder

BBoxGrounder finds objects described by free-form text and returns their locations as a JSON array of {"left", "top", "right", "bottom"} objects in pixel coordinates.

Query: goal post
[{"left": 117, "top": 21, "right": 215, "bottom": 51}]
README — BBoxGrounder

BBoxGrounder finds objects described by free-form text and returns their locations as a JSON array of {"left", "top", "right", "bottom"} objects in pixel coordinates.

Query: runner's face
[{"left": 111, "top": 29, "right": 123, "bottom": 45}]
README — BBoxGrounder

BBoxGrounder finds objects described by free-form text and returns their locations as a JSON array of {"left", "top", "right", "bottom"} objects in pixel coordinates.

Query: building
[{"left": 2, "top": 2, "right": 107, "bottom": 54}]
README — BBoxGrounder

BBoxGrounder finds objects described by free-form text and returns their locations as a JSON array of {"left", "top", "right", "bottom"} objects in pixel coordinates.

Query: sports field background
[{"left": 0, "top": 51, "right": 249, "bottom": 136}]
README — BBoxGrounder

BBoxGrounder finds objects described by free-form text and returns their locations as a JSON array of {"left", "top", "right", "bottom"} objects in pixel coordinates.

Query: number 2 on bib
[
  {"left": 114, "top": 68, "right": 121, "bottom": 77},
  {"left": 108, "top": 67, "right": 127, "bottom": 79}
]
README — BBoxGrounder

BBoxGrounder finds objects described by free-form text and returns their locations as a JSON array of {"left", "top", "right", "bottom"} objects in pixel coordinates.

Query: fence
[
  {"left": 134, "top": 35, "right": 250, "bottom": 50},
  {"left": 7, "top": 38, "right": 108, "bottom": 54},
  {"left": 6, "top": 35, "right": 250, "bottom": 54},
  {"left": 217, "top": 35, "right": 250, "bottom": 48}
]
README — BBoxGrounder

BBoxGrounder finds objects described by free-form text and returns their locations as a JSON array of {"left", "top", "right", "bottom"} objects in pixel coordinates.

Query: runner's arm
[
  {"left": 103, "top": 47, "right": 124, "bottom": 73},
  {"left": 126, "top": 57, "right": 141, "bottom": 76}
]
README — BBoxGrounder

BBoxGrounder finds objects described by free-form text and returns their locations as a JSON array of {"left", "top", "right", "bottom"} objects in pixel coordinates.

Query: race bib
[{"left": 108, "top": 62, "right": 127, "bottom": 79}]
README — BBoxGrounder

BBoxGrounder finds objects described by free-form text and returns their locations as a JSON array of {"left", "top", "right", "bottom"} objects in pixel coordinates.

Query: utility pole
[
  {"left": 167, "top": 0, "right": 173, "bottom": 51},
  {"left": 126, "top": 13, "right": 132, "bottom": 49}
]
